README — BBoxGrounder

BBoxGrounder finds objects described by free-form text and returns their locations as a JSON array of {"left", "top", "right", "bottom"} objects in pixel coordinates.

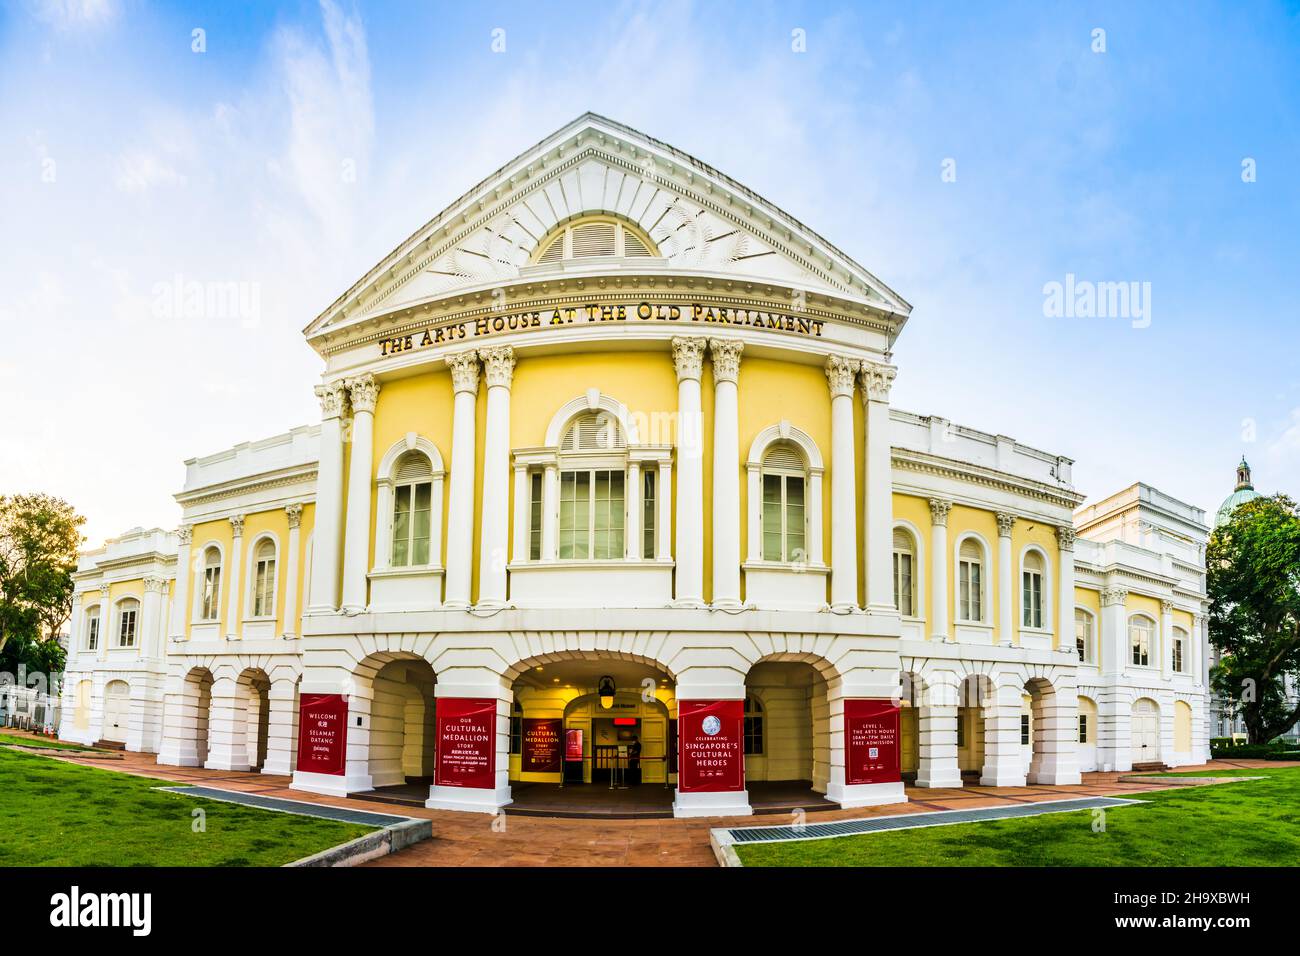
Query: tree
[
  {"left": 0, "top": 494, "right": 85, "bottom": 668},
  {"left": 1207, "top": 494, "right": 1300, "bottom": 743}
]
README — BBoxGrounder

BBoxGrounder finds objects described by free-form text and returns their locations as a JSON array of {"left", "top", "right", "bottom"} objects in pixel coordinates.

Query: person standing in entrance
[{"left": 628, "top": 735, "right": 642, "bottom": 784}]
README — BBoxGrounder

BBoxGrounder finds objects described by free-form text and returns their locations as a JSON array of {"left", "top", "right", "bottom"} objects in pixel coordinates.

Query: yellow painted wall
[
  {"left": 1075, "top": 584, "right": 1102, "bottom": 668},
  {"left": 1174, "top": 700, "right": 1193, "bottom": 752},
  {"left": 1011, "top": 519, "right": 1059, "bottom": 646},
  {"left": 947, "top": 505, "right": 998, "bottom": 633},
  {"left": 1077, "top": 695, "right": 1098, "bottom": 743},
  {"left": 893, "top": 493, "right": 931, "bottom": 629},
  {"left": 188, "top": 519, "right": 233, "bottom": 637}
]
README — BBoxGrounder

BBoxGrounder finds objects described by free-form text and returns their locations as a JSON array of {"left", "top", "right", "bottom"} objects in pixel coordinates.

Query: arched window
[
  {"left": 390, "top": 451, "right": 434, "bottom": 567},
  {"left": 760, "top": 442, "right": 807, "bottom": 564},
  {"left": 893, "top": 528, "right": 916, "bottom": 616},
  {"left": 743, "top": 696, "right": 764, "bottom": 755},
  {"left": 1172, "top": 626, "right": 1188, "bottom": 673},
  {"left": 1075, "top": 608, "right": 1096, "bottom": 664},
  {"left": 1022, "top": 550, "right": 1045, "bottom": 629},
  {"left": 957, "top": 537, "right": 984, "bottom": 622},
  {"left": 1130, "top": 615, "right": 1155, "bottom": 667},
  {"left": 200, "top": 547, "right": 222, "bottom": 621},
  {"left": 532, "top": 216, "right": 660, "bottom": 266},
  {"left": 250, "top": 538, "right": 277, "bottom": 618},
  {"left": 116, "top": 598, "right": 139, "bottom": 648},
  {"left": 559, "top": 412, "right": 627, "bottom": 560},
  {"left": 84, "top": 607, "right": 100, "bottom": 651}
]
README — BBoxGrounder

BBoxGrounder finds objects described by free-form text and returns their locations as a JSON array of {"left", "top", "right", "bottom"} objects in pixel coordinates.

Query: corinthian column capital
[
  {"left": 708, "top": 338, "right": 744, "bottom": 384},
  {"left": 928, "top": 498, "right": 952, "bottom": 527},
  {"left": 825, "top": 355, "right": 860, "bottom": 399},
  {"left": 1057, "top": 525, "right": 1077, "bottom": 552},
  {"left": 176, "top": 525, "right": 193, "bottom": 546},
  {"left": 285, "top": 503, "right": 303, "bottom": 529},
  {"left": 860, "top": 361, "right": 897, "bottom": 403},
  {"left": 478, "top": 345, "right": 516, "bottom": 389},
  {"left": 315, "top": 380, "right": 347, "bottom": 420},
  {"left": 671, "top": 336, "right": 707, "bottom": 382},
  {"left": 345, "top": 374, "right": 380, "bottom": 414},
  {"left": 446, "top": 350, "right": 481, "bottom": 395},
  {"left": 996, "top": 512, "right": 1017, "bottom": 538}
]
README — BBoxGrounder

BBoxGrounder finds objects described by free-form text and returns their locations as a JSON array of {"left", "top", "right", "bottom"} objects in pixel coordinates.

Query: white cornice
[{"left": 892, "top": 448, "right": 1085, "bottom": 512}]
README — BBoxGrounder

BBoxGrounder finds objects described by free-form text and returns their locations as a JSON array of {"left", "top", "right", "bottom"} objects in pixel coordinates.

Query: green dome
[{"left": 1215, "top": 456, "right": 1260, "bottom": 527}]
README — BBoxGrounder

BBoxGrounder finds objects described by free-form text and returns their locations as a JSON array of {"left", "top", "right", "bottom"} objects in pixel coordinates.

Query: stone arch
[
  {"left": 348, "top": 649, "right": 438, "bottom": 790},
  {"left": 544, "top": 389, "right": 640, "bottom": 447}
]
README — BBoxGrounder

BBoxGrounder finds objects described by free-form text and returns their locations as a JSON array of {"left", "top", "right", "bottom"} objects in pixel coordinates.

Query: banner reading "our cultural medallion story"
[
  {"left": 434, "top": 698, "right": 497, "bottom": 789},
  {"left": 521, "top": 717, "right": 563, "bottom": 773}
]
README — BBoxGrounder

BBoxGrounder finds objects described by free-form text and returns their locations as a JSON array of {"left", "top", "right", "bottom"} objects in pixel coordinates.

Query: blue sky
[{"left": 1, "top": 0, "right": 1297, "bottom": 545}]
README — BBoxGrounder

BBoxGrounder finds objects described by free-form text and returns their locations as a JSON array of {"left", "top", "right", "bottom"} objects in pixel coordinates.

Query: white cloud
[
  {"left": 28, "top": 0, "right": 117, "bottom": 29},
  {"left": 113, "top": 150, "right": 187, "bottom": 192}
]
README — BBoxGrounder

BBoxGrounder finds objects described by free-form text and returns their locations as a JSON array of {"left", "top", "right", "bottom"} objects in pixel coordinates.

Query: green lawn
[
  {"left": 736, "top": 767, "right": 1300, "bottom": 867},
  {"left": 0, "top": 748, "right": 375, "bottom": 866},
  {"left": 0, "top": 733, "right": 102, "bottom": 752}
]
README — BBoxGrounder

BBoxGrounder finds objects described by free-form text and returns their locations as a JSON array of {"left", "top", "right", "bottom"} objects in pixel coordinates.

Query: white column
[
  {"left": 929, "top": 499, "right": 951, "bottom": 640},
  {"left": 169, "top": 525, "right": 192, "bottom": 641},
  {"left": 860, "top": 361, "right": 897, "bottom": 613},
  {"left": 67, "top": 593, "right": 85, "bottom": 658},
  {"left": 511, "top": 463, "right": 529, "bottom": 563},
  {"left": 307, "top": 381, "right": 347, "bottom": 613},
  {"left": 916, "top": 678, "right": 962, "bottom": 788},
  {"left": 261, "top": 678, "right": 298, "bottom": 776},
  {"left": 1057, "top": 526, "right": 1076, "bottom": 653},
  {"left": 672, "top": 337, "right": 707, "bottom": 607},
  {"left": 96, "top": 586, "right": 110, "bottom": 661},
  {"left": 1194, "top": 612, "right": 1207, "bottom": 687},
  {"left": 341, "top": 374, "right": 379, "bottom": 614},
  {"left": 1160, "top": 600, "right": 1174, "bottom": 681},
  {"left": 1100, "top": 585, "right": 1129, "bottom": 677},
  {"left": 444, "top": 351, "right": 480, "bottom": 608},
  {"left": 979, "top": 681, "right": 1027, "bottom": 787},
  {"left": 224, "top": 515, "right": 244, "bottom": 640},
  {"left": 996, "top": 513, "right": 1016, "bottom": 645},
  {"left": 826, "top": 355, "right": 860, "bottom": 611},
  {"left": 709, "top": 338, "right": 743, "bottom": 607},
  {"left": 625, "top": 459, "right": 642, "bottom": 560},
  {"left": 140, "top": 576, "right": 165, "bottom": 660},
  {"left": 541, "top": 463, "right": 559, "bottom": 561},
  {"left": 477, "top": 346, "right": 515, "bottom": 608},
  {"left": 1028, "top": 684, "right": 1082, "bottom": 785},
  {"left": 655, "top": 460, "right": 673, "bottom": 562},
  {"left": 204, "top": 678, "right": 250, "bottom": 772},
  {"left": 283, "top": 504, "right": 302, "bottom": 638}
]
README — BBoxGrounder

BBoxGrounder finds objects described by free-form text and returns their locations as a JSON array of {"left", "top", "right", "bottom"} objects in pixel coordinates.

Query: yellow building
[{"left": 60, "top": 115, "right": 1210, "bottom": 817}]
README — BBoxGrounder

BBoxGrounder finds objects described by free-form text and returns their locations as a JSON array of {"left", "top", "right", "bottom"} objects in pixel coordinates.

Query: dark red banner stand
[
  {"left": 676, "top": 698, "right": 745, "bottom": 792},
  {"left": 434, "top": 697, "right": 497, "bottom": 789},
  {"left": 844, "top": 698, "right": 901, "bottom": 785},
  {"left": 296, "top": 693, "right": 348, "bottom": 776}
]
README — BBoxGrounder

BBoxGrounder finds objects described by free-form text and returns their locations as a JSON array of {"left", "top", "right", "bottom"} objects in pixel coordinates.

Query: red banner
[
  {"left": 296, "top": 693, "right": 348, "bottom": 776},
  {"left": 564, "top": 727, "right": 584, "bottom": 762},
  {"left": 844, "top": 699, "right": 901, "bottom": 785},
  {"left": 522, "top": 717, "right": 562, "bottom": 773},
  {"left": 435, "top": 697, "right": 497, "bottom": 789},
  {"left": 677, "top": 699, "right": 745, "bottom": 792}
]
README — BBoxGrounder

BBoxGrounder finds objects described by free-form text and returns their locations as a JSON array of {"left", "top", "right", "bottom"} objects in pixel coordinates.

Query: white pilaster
[
  {"left": 169, "top": 525, "right": 192, "bottom": 641},
  {"left": 541, "top": 463, "right": 559, "bottom": 561},
  {"left": 929, "top": 499, "right": 951, "bottom": 640},
  {"left": 477, "top": 346, "right": 515, "bottom": 608},
  {"left": 655, "top": 459, "right": 673, "bottom": 562},
  {"left": 709, "top": 338, "right": 743, "bottom": 607},
  {"left": 224, "top": 514, "right": 244, "bottom": 640},
  {"left": 140, "top": 576, "right": 165, "bottom": 660},
  {"left": 307, "top": 381, "right": 347, "bottom": 613},
  {"left": 826, "top": 355, "right": 860, "bottom": 611},
  {"left": 1057, "top": 525, "right": 1076, "bottom": 653},
  {"left": 625, "top": 459, "right": 642, "bottom": 560},
  {"left": 283, "top": 504, "right": 302, "bottom": 638},
  {"left": 511, "top": 463, "right": 529, "bottom": 563},
  {"left": 444, "top": 351, "right": 480, "bottom": 608},
  {"left": 261, "top": 678, "right": 299, "bottom": 776},
  {"left": 1160, "top": 600, "right": 1174, "bottom": 681},
  {"left": 861, "top": 361, "right": 897, "bottom": 613},
  {"left": 996, "top": 513, "right": 1016, "bottom": 645},
  {"left": 341, "top": 374, "right": 379, "bottom": 614},
  {"left": 1100, "top": 584, "right": 1128, "bottom": 676},
  {"left": 97, "top": 584, "right": 110, "bottom": 662},
  {"left": 672, "top": 337, "right": 707, "bottom": 607}
]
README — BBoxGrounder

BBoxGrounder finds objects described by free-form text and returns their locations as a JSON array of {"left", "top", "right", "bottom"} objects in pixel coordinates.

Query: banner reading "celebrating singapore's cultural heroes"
[
  {"left": 676, "top": 699, "right": 745, "bottom": 792},
  {"left": 844, "top": 699, "right": 901, "bottom": 785},
  {"left": 434, "top": 698, "right": 497, "bottom": 789},
  {"left": 521, "top": 718, "right": 563, "bottom": 773},
  {"left": 296, "top": 694, "right": 348, "bottom": 776}
]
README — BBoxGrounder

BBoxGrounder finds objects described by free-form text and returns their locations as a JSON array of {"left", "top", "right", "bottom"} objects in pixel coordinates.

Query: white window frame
[
  {"left": 245, "top": 533, "right": 279, "bottom": 620},
  {"left": 85, "top": 607, "right": 100, "bottom": 651},
  {"left": 193, "top": 543, "right": 224, "bottom": 624},
  {"left": 115, "top": 598, "right": 139, "bottom": 649},
  {"left": 373, "top": 435, "right": 446, "bottom": 573},
  {"left": 759, "top": 453, "right": 808, "bottom": 565},
  {"left": 1172, "top": 626, "right": 1188, "bottom": 674},
  {"left": 1018, "top": 545, "right": 1052, "bottom": 633},
  {"left": 1075, "top": 607, "right": 1097, "bottom": 665},
  {"left": 954, "top": 533, "right": 990, "bottom": 624},
  {"left": 744, "top": 421, "right": 825, "bottom": 570},
  {"left": 891, "top": 520, "right": 925, "bottom": 620},
  {"left": 1129, "top": 614, "right": 1157, "bottom": 668}
]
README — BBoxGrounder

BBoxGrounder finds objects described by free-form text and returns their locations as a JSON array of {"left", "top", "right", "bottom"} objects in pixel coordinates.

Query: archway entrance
[
  {"left": 179, "top": 667, "right": 213, "bottom": 766},
  {"left": 958, "top": 674, "right": 993, "bottom": 780},
  {"left": 505, "top": 657, "right": 677, "bottom": 818},
  {"left": 742, "top": 660, "right": 837, "bottom": 812},
  {"left": 348, "top": 656, "right": 437, "bottom": 804}
]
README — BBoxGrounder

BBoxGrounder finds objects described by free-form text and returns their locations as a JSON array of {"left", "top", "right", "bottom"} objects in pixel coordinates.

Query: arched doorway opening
[
  {"left": 101, "top": 680, "right": 130, "bottom": 744},
  {"left": 742, "top": 659, "right": 837, "bottom": 811},
  {"left": 958, "top": 674, "right": 992, "bottom": 779},
  {"left": 1023, "top": 676, "right": 1057, "bottom": 783},
  {"left": 1131, "top": 697, "right": 1161, "bottom": 767},
  {"left": 506, "top": 656, "right": 676, "bottom": 817},
  {"left": 898, "top": 671, "right": 924, "bottom": 782},
  {"left": 178, "top": 667, "right": 213, "bottom": 766},
  {"left": 366, "top": 657, "right": 437, "bottom": 792},
  {"left": 235, "top": 668, "right": 271, "bottom": 771}
]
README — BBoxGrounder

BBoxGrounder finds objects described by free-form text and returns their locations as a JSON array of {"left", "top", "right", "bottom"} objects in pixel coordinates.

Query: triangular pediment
[{"left": 306, "top": 113, "right": 910, "bottom": 339}]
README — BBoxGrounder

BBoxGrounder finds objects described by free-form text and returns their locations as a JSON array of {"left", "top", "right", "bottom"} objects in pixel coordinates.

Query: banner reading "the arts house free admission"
[{"left": 844, "top": 699, "right": 901, "bottom": 785}]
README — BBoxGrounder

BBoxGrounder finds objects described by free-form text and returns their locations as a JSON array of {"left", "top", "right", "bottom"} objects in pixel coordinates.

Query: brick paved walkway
[{"left": 7, "top": 732, "right": 1292, "bottom": 868}]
